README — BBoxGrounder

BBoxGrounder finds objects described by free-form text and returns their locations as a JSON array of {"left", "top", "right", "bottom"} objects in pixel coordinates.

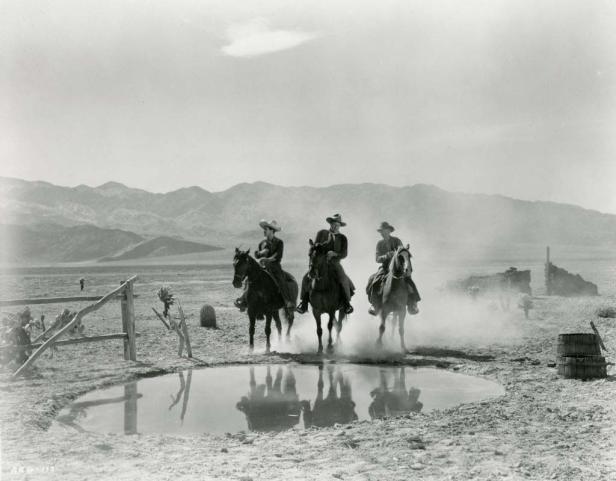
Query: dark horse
[
  {"left": 232, "top": 248, "right": 298, "bottom": 352},
  {"left": 308, "top": 230, "right": 354, "bottom": 354},
  {"left": 377, "top": 245, "right": 412, "bottom": 351}
]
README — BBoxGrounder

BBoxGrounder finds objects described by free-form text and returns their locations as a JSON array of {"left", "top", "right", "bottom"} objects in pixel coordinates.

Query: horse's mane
[
  {"left": 314, "top": 229, "right": 331, "bottom": 245},
  {"left": 383, "top": 246, "right": 410, "bottom": 303}
]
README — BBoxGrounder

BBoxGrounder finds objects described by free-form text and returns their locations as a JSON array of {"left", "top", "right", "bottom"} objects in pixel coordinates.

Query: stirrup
[
  {"left": 234, "top": 298, "right": 247, "bottom": 312},
  {"left": 296, "top": 303, "right": 308, "bottom": 314},
  {"left": 368, "top": 306, "right": 378, "bottom": 316},
  {"left": 344, "top": 305, "right": 354, "bottom": 315}
]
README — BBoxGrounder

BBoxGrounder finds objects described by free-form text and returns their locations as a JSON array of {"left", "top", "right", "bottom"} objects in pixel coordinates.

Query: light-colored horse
[{"left": 377, "top": 245, "right": 412, "bottom": 351}]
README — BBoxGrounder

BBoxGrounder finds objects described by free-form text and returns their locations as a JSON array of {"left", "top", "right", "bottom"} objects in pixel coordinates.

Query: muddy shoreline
[{"left": 1, "top": 296, "right": 615, "bottom": 480}]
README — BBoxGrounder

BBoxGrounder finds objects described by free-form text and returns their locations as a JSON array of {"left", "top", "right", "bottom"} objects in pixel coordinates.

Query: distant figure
[
  {"left": 79, "top": 278, "right": 85, "bottom": 291},
  {"left": 468, "top": 286, "right": 480, "bottom": 301},
  {"left": 518, "top": 294, "right": 533, "bottom": 319}
]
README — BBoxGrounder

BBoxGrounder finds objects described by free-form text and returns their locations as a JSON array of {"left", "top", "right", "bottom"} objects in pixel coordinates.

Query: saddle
[{"left": 261, "top": 267, "right": 295, "bottom": 291}]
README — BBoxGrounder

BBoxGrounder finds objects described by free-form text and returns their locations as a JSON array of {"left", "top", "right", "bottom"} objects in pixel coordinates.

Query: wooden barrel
[
  {"left": 556, "top": 333, "right": 601, "bottom": 357},
  {"left": 200, "top": 304, "right": 217, "bottom": 328},
  {"left": 557, "top": 355, "right": 607, "bottom": 379}
]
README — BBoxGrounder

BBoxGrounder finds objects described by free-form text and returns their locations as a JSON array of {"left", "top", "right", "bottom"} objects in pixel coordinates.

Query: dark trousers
[
  {"left": 300, "top": 261, "right": 352, "bottom": 306},
  {"left": 331, "top": 261, "right": 352, "bottom": 304},
  {"left": 266, "top": 262, "right": 292, "bottom": 304}
]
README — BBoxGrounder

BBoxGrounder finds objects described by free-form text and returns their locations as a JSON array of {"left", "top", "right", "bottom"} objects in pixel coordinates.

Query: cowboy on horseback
[
  {"left": 235, "top": 219, "right": 295, "bottom": 312},
  {"left": 296, "top": 214, "right": 354, "bottom": 315},
  {"left": 366, "top": 221, "right": 421, "bottom": 316}
]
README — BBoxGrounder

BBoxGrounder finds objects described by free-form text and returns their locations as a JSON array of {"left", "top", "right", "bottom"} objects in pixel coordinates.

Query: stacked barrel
[{"left": 556, "top": 333, "right": 607, "bottom": 379}]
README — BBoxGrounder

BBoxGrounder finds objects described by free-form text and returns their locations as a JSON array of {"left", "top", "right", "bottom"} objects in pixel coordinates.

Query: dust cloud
[{"left": 276, "top": 214, "right": 527, "bottom": 357}]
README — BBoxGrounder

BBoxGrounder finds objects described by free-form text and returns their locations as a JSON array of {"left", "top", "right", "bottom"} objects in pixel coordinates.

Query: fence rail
[{"left": 9, "top": 275, "right": 138, "bottom": 380}]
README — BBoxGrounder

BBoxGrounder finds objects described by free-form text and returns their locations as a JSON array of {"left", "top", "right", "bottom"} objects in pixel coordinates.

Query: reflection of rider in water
[
  {"left": 301, "top": 364, "right": 358, "bottom": 428},
  {"left": 236, "top": 366, "right": 301, "bottom": 432},
  {"left": 369, "top": 368, "right": 423, "bottom": 419}
]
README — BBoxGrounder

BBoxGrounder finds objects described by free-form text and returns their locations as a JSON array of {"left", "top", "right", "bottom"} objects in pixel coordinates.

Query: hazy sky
[{"left": 2, "top": 0, "right": 615, "bottom": 212}]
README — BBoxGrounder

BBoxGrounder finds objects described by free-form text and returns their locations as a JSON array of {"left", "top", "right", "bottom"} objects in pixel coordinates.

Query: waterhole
[{"left": 52, "top": 364, "right": 504, "bottom": 434}]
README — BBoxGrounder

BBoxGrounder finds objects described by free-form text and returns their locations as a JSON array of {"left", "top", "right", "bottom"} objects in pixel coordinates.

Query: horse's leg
[
  {"left": 249, "top": 313, "right": 256, "bottom": 352},
  {"left": 265, "top": 313, "right": 272, "bottom": 354},
  {"left": 377, "top": 310, "right": 387, "bottom": 347},
  {"left": 390, "top": 314, "right": 397, "bottom": 339},
  {"left": 273, "top": 310, "right": 283, "bottom": 342},
  {"left": 335, "top": 312, "right": 344, "bottom": 346},
  {"left": 313, "top": 311, "right": 323, "bottom": 354},
  {"left": 326, "top": 313, "right": 334, "bottom": 354},
  {"left": 283, "top": 309, "right": 293, "bottom": 340},
  {"left": 398, "top": 310, "right": 407, "bottom": 352}
]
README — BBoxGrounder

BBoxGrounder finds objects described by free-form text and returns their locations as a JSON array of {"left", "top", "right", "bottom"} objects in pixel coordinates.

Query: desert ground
[{"left": 1, "top": 273, "right": 615, "bottom": 481}]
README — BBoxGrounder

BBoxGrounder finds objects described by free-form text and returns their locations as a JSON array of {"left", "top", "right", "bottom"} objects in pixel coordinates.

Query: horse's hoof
[
  {"left": 265, "top": 347, "right": 271, "bottom": 354},
  {"left": 317, "top": 347, "right": 324, "bottom": 355},
  {"left": 326, "top": 345, "right": 334, "bottom": 354}
]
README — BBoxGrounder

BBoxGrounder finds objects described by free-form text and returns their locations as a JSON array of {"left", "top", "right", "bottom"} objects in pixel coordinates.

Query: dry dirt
[{"left": 1, "top": 296, "right": 615, "bottom": 481}]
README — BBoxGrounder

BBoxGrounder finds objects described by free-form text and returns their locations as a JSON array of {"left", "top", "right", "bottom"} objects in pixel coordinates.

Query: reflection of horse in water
[
  {"left": 236, "top": 366, "right": 301, "bottom": 432},
  {"left": 369, "top": 368, "right": 423, "bottom": 419},
  {"left": 301, "top": 364, "right": 358, "bottom": 428}
]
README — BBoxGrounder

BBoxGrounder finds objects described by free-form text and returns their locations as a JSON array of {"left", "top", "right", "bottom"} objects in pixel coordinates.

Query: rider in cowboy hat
[
  {"left": 234, "top": 219, "right": 295, "bottom": 311},
  {"left": 366, "top": 221, "right": 420, "bottom": 316},
  {"left": 296, "top": 213, "right": 354, "bottom": 315}
]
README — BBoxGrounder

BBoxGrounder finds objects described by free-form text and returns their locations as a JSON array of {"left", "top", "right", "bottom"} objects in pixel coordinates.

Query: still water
[{"left": 51, "top": 364, "right": 504, "bottom": 435}]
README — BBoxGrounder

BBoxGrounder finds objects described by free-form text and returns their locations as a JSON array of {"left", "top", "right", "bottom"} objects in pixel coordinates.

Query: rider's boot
[
  {"left": 296, "top": 294, "right": 309, "bottom": 314},
  {"left": 344, "top": 301, "right": 354, "bottom": 315},
  {"left": 368, "top": 305, "right": 379, "bottom": 316},
  {"left": 234, "top": 295, "right": 247, "bottom": 312},
  {"left": 407, "top": 301, "right": 419, "bottom": 315}
]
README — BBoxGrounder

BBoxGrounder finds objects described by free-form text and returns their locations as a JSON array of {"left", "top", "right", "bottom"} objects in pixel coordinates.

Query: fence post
[
  {"left": 177, "top": 302, "right": 192, "bottom": 358},
  {"left": 126, "top": 280, "right": 137, "bottom": 361},
  {"left": 121, "top": 281, "right": 130, "bottom": 361}
]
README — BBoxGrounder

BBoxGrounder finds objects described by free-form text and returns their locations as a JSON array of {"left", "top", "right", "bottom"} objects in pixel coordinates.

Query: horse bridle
[
  {"left": 233, "top": 252, "right": 250, "bottom": 285},
  {"left": 390, "top": 248, "right": 410, "bottom": 279}
]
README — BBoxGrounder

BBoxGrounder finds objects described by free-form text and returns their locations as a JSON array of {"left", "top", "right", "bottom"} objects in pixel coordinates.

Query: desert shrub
[{"left": 596, "top": 306, "right": 616, "bottom": 318}]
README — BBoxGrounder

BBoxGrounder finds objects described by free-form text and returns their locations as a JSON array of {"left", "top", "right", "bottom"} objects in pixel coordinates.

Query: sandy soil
[{"left": 1, "top": 295, "right": 615, "bottom": 481}]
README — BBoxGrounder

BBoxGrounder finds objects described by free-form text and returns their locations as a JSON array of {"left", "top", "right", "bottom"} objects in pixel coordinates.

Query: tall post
[
  {"left": 121, "top": 281, "right": 130, "bottom": 360},
  {"left": 126, "top": 280, "right": 137, "bottom": 361},
  {"left": 545, "top": 246, "right": 551, "bottom": 296},
  {"left": 177, "top": 302, "right": 192, "bottom": 358}
]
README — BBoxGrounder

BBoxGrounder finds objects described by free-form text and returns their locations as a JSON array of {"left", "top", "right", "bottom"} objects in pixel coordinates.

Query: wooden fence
[{"left": 6, "top": 276, "right": 138, "bottom": 380}]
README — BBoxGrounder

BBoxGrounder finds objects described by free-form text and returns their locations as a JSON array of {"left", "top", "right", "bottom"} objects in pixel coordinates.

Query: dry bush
[{"left": 596, "top": 306, "right": 616, "bottom": 318}]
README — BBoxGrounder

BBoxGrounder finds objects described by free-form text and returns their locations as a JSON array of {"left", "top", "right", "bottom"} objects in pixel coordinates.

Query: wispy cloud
[{"left": 222, "top": 18, "right": 319, "bottom": 58}]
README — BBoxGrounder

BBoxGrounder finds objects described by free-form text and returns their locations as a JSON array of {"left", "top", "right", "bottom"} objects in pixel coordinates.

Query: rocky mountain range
[{"left": 1, "top": 176, "right": 615, "bottom": 263}]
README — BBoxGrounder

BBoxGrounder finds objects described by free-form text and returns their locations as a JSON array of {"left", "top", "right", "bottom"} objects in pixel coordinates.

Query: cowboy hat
[
  {"left": 377, "top": 221, "right": 395, "bottom": 232},
  {"left": 326, "top": 213, "right": 346, "bottom": 226},
  {"left": 258, "top": 219, "right": 281, "bottom": 232}
]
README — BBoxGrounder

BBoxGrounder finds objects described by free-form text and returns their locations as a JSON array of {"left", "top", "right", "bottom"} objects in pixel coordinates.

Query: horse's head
[
  {"left": 389, "top": 245, "right": 412, "bottom": 278},
  {"left": 308, "top": 238, "right": 329, "bottom": 283},
  {"left": 232, "top": 247, "right": 251, "bottom": 288}
]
